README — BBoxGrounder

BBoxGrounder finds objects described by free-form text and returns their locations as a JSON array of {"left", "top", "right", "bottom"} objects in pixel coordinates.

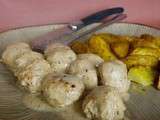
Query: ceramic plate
[{"left": 0, "top": 23, "right": 160, "bottom": 120}]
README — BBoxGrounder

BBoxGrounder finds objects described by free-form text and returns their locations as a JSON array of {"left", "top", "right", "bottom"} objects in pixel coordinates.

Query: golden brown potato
[
  {"left": 130, "top": 47, "right": 160, "bottom": 59},
  {"left": 88, "top": 35, "right": 117, "bottom": 61},
  {"left": 111, "top": 42, "right": 130, "bottom": 58},
  {"left": 131, "top": 38, "right": 159, "bottom": 49},
  {"left": 128, "top": 66, "right": 157, "bottom": 86},
  {"left": 123, "top": 55, "right": 159, "bottom": 68},
  {"left": 94, "top": 33, "right": 120, "bottom": 43},
  {"left": 140, "top": 34, "right": 160, "bottom": 48},
  {"left": 95, "top": 33, "right": 136, "bottom": 43},
  {"left": 70, "top": 41, "right": 89, "bottom": 54},
  {"left": 140, "top": 34, "right": 155, "bottom": 40}
]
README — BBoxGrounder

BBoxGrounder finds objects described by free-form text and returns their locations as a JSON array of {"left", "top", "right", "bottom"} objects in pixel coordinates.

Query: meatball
[
  {"left": 14, "top": 51, "right": 43, "bottom": 73},
  {"left": 77, "top": 53, "right": 104, "bottom": 67},
  {"left": 99, "top": 60, "right": 130, "bottom": 93},
  {"left": 45, "top": 48, "right": 77, "bottom": 74},
  {"left": 41, "top": 74, "right": 84, "bottom": 108},
  {"left": 2, "top": 42, "right": 31, "bottom": 69},
  {"left": 17, "top": 59, "right": 51, "bottom": 93},
  {"left": 68, "top": 59, "right": 98, "bottom": 90},
  {"left": 82, "top": 86, "right": 126, "bottom": 120},
  {"left": 44, "top": 43, "right": 70, "bottom": 56}
]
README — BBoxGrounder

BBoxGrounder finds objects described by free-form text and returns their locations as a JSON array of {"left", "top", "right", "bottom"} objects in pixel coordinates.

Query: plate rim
[{"left": 1, "top": 22, "right": 160, "bottom": 34}]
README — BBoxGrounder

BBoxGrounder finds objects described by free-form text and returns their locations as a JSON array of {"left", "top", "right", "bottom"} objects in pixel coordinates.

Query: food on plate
[
  {"left": 131, "top": 38, "right": 159, "bottom": 49},
  {"left": 110, "top": 41, "right": 130, "bottom": 58},
  {"left": 130, "top": 47, "right": 160, "bottom": 59},
  {"left": 98, "top": 60, "right": 130, "bottom": 93},
  {"left": 128, "top": 66, "right": 157, "bottom": 86},
  {"left": 44, "top": 43, "right": 77, "bottom": 74},
  {"left": 88, "top": 35, "right": 117, "bottom": 61},
  {"left": 17, "top": 59, "right": 51, "bottom": 93},
  {"left": 70, "top": 41, "right": 90, "bottom": 54},
  {"left": 123, "top": 55, "right": 159, "bottom": 68},
  {"left": 41, "top": 74, "right": 84, "bottom": 108},
  {"left": 140, "top": 34, "right": 155, "bottom": 40},
  {"left": 93, "top": 33, "right": 120, "bottom": 43},
  {"left": 2, "top": 42, "right": 31, "bottom": 69},
  {"left": 14, "top": 51, "right": 43, "bottom": 72},
  {"left": 1, "top": 42, "right": 52, "bottom": 93},
  {"left": 2, "top": 32, "right": 160, "bottom": 119},
  {"left": 44, "top": 43, "right": 70, "bottom": 56},
  {"left": 77, "top": 53, "right": 104, "bottom": 67},
  {"left": 139, "top": 34, "right": 160, "bottom": 47},
  {"left": 68, "top": 59, "right": 98, "bottom": 90},
  {"left": 95, "top": 33, "right": 136, "bottom": 43},
  {"left": 82, "top": 86, "right": 126, "bottom": 120}
]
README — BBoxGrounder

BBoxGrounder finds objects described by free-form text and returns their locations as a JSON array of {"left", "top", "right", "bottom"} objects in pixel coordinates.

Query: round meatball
[
  {"left": 77, "top": 53, "right": 104, "bottom": 67},
  {"left": 41, "top": 74, "right": 84, "bottom": 108},
  {"left": 2, "top": 42, "right": 31, "bottom": 69},
  {"left": 46, "top": 49, "right": 77, "bottom": 74},
  {"left": 68, "top": 59, "right": 98, "bottom": 90},
  {"left": 17, "top": 59, "right": 51, "bottom": 93},
  {"left": 44, "top": 43, "right": 70, "bottom": 56},
  {"left": 99, "top": 60, "right": 130, "bottom": 93},
  {"left": 14, "top": 51, "right": 43, "bottom": 72},
  {"left": 82, "top": 86, "right": 126, "bottom": 120}
]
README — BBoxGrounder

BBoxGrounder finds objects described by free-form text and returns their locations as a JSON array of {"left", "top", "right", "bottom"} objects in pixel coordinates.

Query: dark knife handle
[{"left": 81, "top": 7, "right": 124, "bottom": 26}]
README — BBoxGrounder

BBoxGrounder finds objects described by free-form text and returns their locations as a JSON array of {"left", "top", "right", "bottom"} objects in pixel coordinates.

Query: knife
[{"left": 31, "top": 7, "right": 124, "bottom": 52}]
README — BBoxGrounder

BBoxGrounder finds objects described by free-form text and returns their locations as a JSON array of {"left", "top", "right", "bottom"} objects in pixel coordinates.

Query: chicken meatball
[
  {"left": 44, "top": 43, "right": 70, "bottom": 56},
  {"left": 68, "top": 59, "right": 98, "bottom": 90},
  {"left": 41, "top": 74, "right": 84, "bottom": 108},
  {"left": 77, "top": 53, "right": 104, "bottom": 67},
  {"left": 99, "top": 60, "right": 130, "bottom": 93},
  {"left": 82, "top": 86, "right": 126, "bottom": 120},
  {"left": 45, "top": 48, "right": 77, "bottom": 74},
  {"left": 2, "top": 42, "right": 31, "bottom": 69},
  {"left": 17, "top": 59, "right": 51, "bottom": 93},
  {"left": 14, "top": 51, "right": 43, "bottom": 74}
]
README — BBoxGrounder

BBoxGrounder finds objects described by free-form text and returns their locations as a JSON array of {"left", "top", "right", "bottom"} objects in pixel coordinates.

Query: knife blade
[{"left": 31, "top": 7, "right": 124, "bottom": 52}]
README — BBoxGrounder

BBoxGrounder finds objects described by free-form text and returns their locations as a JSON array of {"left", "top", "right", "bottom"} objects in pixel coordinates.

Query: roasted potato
[
  {"left": 111, "top": 42, "right": 130, "bottom": 58},
  {"left": 128, "top": 66, "right": 157, "bottom": 86},
  {"left": 123, "top": 55, "right": 159, "bottom": 68},
  {"left": 130, "top": 47, "right": 160, "bottom": 59},
  {"left": 140, "top": 34, "right": 155, "bottom": 40},
  {"left": 88, "top": 35, "right": 117, "bottom": 61},
  {"left": 94, "top": 33, "right": 120, "bottom": 43},
  {"left": 70, "top": 41, "right": 89, "bottom": 54},
  {"left": 131, "top": 38, "right": 159, "bottom": 49},
  {"left": 140, "top": 34, "right": 160, "bottom": 48},
  {"left": 95, "top": 33, "right": 135, "bottom": 43}
]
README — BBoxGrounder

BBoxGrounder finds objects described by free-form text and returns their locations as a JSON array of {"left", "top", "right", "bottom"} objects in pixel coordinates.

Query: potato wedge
[
  {"left": 130, "top": 47, "right": 160, "bottom": 58},
  {"left": 123, "top": 55, "right": 159, "bottom": 68},
  {"left": 128, "top": 66, "right": 157, "bottom": 86},
  {"left": 94, "top": 33, "right": 119, "bottom": 43},
  {"left": 140, "top": 34, "right": 160, "bottom": 48},
  {"left": 88, "top": 35, "right": 117, "bottom": 61},
  {"left": 95, "top": 33, "right": 135, "bottom": 43},
  {"left": 70, "top": 41, "right": 89, "bottom": 54},
  {"left": 111, "top": 42, "right": 130, "bottom": 58},
  {"left": 132, "top": 38, "right": 159, "bottom": 49}
]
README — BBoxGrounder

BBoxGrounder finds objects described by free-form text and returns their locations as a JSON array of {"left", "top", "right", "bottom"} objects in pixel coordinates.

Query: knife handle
[{"left": 82, "top": 7, "right": 124, "bottom": 26}]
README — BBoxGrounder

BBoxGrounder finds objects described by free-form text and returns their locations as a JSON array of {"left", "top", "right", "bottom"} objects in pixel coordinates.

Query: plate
[{"left": 0, "top": 23, "right": 160, "bottom": 120}]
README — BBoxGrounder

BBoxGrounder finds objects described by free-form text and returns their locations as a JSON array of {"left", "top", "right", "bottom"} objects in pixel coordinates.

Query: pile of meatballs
[{"left": 1, "top": 42, "right": 130, "bottom": 120}]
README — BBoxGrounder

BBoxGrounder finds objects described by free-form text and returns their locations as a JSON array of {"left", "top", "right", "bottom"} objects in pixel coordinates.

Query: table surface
[{"left": 0, "top": 0, "right": 160, "bottom": 32}]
